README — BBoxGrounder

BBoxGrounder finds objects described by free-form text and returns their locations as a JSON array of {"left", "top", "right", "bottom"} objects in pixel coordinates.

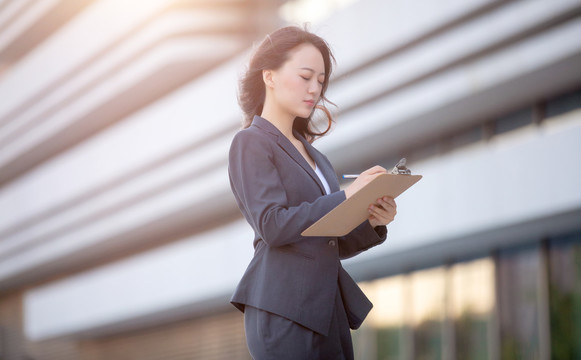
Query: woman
[{"left": 228, "top": 26, "right": 397, "bottom": 359}]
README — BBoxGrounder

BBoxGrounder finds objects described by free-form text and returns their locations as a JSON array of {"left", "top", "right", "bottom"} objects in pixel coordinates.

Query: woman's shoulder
[
  {"left": 233, "top": 124, "right": 269, "bottom": 142},
  {"left": 230, "top": 124, "right": 274, "bottom": 154}
]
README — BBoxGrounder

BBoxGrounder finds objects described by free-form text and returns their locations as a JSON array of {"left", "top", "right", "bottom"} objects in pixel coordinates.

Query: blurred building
[{"left": 0, "top": 0, "right": 580, "bottom": 359}]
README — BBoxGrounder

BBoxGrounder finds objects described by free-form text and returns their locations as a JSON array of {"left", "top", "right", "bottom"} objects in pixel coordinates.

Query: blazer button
[{"left": 328, "top": 240, "right": 336, "bottom": 247}]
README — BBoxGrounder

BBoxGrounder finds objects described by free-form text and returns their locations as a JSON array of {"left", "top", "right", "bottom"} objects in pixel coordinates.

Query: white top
[{"left": 314, "top": 163, "right": 331, "bottom": 195}]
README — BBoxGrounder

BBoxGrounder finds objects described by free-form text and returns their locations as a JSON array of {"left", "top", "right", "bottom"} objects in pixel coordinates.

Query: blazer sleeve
[
  {"left": 228, "top": 130, "right": 346, "bottom": 248},
  {"left": 337, "top": 221, "right": 387, "bottom": 260}
]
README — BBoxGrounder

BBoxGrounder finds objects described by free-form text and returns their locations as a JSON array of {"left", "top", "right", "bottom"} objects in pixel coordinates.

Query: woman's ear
[{"left": 263, "top": 69, "right": 274, "bottom": 89}]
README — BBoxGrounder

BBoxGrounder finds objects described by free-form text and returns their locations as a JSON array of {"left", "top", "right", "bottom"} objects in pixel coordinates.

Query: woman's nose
[{"left": 308, "top": 80, "right": 321, "bottom": 94}]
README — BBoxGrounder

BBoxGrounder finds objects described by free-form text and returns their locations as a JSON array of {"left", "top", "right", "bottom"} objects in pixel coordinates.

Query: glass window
[
  {"left": 450, "top": 258, "right": 495, "bottom": 360},
  {"left": 545, "top": 88, "right": 581, "bottom": 118},
  {"left": 548, "top": 232, "right": 581, "bottom": 360},
  {"left": 494, "top": 108, "right": 533, "bottom": 135},
  {"left": 355, "top": 276, "right": 407, "bottom": 360},
  {"left": 410, "top": 267, "right": 446, "bottom": 360},
  {"left": 351, "top": 222, "right": 579, "bottom": 360},
  {"left": 497, "top": 245, "right": 543, "bottom": 359},
  {"left": 374, "top": 276, "right": 406, "bottom": 360},
  {"left": 355, "top": 258, "right": 495, "bottom": 360},
  {"left": 447, "top": 126, "right": 483, "bottom": 151}
]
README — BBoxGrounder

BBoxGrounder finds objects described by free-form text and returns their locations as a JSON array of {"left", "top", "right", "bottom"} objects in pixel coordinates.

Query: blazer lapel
[
  {"left": 252, "top": 116, "right": 327, "bottom": 195},
  {"left": 277, "top": 133, "right": 327, "bottom": 195},
  {"left": 298, "top": 135, "right": 340, "bottom": 193}
]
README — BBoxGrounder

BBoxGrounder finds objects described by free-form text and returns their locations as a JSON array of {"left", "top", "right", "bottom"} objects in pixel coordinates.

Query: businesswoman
[{"left": 228, "top": 26, "right": 397, "bottom": 360}]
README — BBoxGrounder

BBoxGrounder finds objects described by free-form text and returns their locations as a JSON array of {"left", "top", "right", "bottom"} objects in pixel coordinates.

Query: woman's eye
[{"left": 300, "top": 75, "right": 324, "bottom": 86}]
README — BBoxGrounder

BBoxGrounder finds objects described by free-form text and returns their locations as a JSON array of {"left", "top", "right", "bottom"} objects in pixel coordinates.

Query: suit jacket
[{"left": 228, "top": 115, "right": 387, "bottom": 336}]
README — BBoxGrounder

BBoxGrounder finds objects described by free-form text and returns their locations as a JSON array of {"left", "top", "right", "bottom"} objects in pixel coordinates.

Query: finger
[
  {"left": 368, "top": 209, "right": 383, "bottom": 224},
  {"left": 375, "top": 202, "right": 397, "bottom": 219},
  {"left": 378, "top": 196, "right": 396, "bottom": 209},
  {"left": 372, "top": 199, "right": 391, "bottom": 212},
  {"left": 364, "top": 165, "right": 387, "bottom": 175},
  {"left": 368, "top": 204, "right": 394, "bottom": 221},
  {"left": 358, "top": 172, "right": 383, "bottom": 186},
  {"left": 368, "top": 211, "right": 393, "bottom": 226}
]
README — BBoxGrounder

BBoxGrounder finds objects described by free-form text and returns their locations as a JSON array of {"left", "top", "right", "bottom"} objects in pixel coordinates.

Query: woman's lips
[{"left": 304, "top": 100, "right": 315, "bottom": 107}]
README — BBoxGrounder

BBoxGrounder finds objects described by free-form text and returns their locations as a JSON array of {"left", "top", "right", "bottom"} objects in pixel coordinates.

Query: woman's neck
[{"left": 261, "top": 103, "right": 295, "bottom": 141}]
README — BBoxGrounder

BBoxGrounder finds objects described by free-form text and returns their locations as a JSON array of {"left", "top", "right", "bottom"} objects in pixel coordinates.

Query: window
[
  {"left": 411, "top": 267, "right": 446, "bottom": 360},
  {"left": 450, "top": 258, "right": 494, "bottom": 360},
  {"left": 353, "top": 233, "right": 581, "bottom": 360},
  {"left": 355, "top": 258, "right": 495, "bottom": 360},
  {"left": 548, "top": 232, "right": 581, "bottom": 359},
  {"left": 494, "top": 108, "right": 533, "bottom": 135},
  {"left": 497, "top": 245, "right": 544, "bottom": 359},
  {"left": 545, "top": 88, "right": 581, "bottom": 118}
]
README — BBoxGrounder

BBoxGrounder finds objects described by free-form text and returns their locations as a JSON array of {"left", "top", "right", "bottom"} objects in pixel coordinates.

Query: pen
[{"left": 343, "top": 158, "right": 411, "bottom": 179}]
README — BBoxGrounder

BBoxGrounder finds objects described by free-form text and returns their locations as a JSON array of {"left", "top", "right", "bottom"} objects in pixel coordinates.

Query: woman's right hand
[{"left": 344, "top": 165, "right": 388, "bottom": 199}]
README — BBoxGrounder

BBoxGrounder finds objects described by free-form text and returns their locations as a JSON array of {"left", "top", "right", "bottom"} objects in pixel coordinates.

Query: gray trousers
[{"left": 244, "top": 287, "right": 354, "bottom": 360}]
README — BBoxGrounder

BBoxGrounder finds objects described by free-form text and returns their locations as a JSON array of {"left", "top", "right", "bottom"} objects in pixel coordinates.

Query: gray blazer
[{"left": 228, "top": 115, "right": 387, "bottom": 336}]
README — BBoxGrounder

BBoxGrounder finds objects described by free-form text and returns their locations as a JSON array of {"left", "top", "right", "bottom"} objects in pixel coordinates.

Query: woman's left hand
[{"left": 368, "top": 196, "right": 397, "bottom": 228}]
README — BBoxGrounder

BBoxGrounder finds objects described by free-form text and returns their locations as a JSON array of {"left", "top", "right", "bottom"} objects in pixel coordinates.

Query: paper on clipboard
[{"left": 301, "top": 173, "right": 422, "bottom": 237}]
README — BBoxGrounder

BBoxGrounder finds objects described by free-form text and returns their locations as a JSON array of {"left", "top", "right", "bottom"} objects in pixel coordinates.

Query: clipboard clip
[{"left": 390, "top": 158, "right": 412, "bottom": 175}]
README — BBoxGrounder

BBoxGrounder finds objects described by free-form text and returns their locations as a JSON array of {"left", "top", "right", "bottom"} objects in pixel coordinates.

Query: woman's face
[{"left": 267, "top": 43, "right": 325, "bottom": 120}]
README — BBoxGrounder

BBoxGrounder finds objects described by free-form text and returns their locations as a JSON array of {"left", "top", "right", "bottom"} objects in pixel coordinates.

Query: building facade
[{"left": 1, "top": 0, "right": 580, "bottom": 359}]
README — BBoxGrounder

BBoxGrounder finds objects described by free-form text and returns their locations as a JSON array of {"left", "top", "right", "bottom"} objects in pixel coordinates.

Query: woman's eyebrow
[{"left": 299, "top": 67, "right": 325, "bottom": 76}]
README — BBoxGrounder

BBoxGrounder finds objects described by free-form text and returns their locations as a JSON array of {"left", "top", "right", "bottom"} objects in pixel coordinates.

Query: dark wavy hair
[{"left": 238, "top": 26, "right": 336, "bottom": 142}]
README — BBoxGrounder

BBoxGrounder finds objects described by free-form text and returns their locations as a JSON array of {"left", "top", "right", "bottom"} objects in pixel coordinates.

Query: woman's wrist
[{"left": 344, "top": 186, "right": 353, "bottom": 199}]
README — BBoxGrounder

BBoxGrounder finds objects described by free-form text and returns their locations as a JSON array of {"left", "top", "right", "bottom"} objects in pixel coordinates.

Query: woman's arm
[
  {"left": 338, "top": 177, "right": 397, "bottom": 259},
  {"left": 228, "top": 130, "right": 345, "bottom": 247},
  {"left": 337, "top": 221, "right": 387, "bottom": 260}
]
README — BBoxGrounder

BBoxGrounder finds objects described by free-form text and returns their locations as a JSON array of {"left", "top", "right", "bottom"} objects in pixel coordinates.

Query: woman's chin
[{"left": 296, "top": 110, "right": 313, "bottom": 119}]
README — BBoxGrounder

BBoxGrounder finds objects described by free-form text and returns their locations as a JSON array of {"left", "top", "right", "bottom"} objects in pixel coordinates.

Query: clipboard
[{"left": 301, "top": 173, "right": 422, "bottom": 237}]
